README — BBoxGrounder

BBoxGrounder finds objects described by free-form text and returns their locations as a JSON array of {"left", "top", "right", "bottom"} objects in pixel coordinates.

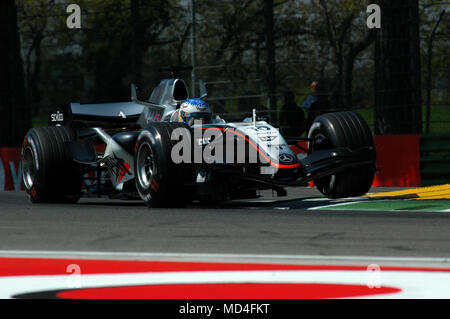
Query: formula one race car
[{"left": 21, "top": 66, "right": 376, "bottom": 207}]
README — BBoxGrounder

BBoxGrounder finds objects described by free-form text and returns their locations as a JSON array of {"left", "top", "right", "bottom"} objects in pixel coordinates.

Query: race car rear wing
[
  {"left": 48, "top": 83, "right": 166, "bottom": 129},
  {"left": 48, "top": 101, "right": 144, "bottom": 129}
]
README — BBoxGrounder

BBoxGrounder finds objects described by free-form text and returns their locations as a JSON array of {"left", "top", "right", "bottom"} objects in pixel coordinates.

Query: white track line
[
  {"left": 1, "top": 250, "right": 450, "bottom": 265},
  {"left": 308, "top": 201, "right": 366, "bottom": 210}
]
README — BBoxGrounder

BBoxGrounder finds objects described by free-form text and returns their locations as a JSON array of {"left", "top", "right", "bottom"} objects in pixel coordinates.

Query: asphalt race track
[
  {"left": 1, "top": 187, "right": 450, "bottom": 259},
  {"left": 2, "top": 186, "right": 450, "bottom": 299}
]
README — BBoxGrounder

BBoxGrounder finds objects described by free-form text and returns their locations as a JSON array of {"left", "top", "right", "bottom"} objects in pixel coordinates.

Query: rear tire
[
  {"left": 21, "top": 126, "right": 82, "bottom": 203},
  {"left": 134, "top": 122, "right": 195, "bottom": 207},
  {"left": 308, "top": 111, "right": 376, "bottom": 198}
]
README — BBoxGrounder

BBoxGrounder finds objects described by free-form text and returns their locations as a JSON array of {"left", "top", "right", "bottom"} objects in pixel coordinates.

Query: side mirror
[{"left": 199, "top": 80, "right": 207, "bottom": 99}]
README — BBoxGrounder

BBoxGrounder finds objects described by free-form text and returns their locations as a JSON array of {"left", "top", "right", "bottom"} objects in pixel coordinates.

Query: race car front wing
[{"left": 236, "top": 146, "right": 376, "bottom": 188}]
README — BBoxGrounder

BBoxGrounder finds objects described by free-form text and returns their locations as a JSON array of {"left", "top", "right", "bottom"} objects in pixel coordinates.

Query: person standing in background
[
  {"left": 278, "top": 90, "right": 305, "bottom": 138},
  {"left": 302, "top": 81, "right": 330, "bottom": 132}
]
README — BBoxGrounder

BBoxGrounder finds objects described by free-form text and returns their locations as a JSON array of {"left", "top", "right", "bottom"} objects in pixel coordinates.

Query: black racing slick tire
[
  {"left": 21, "top": 126, "right": 82, "bottom": 203},
  {"left": 308, "top": 111, "right": 376, "bottom": 199},
  {"left": 134, "top": 122, "right": 195, "bottom": 207}
]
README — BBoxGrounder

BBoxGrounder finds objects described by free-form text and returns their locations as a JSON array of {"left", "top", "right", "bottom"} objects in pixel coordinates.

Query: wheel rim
[
  {"left": 22, "top": 146, "right": 36, "bottom": 190},
  {"left": 137, "top": 142, "right": 155, "bottom": 189}
]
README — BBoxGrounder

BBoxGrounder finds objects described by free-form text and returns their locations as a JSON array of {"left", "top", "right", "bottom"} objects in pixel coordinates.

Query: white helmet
[{"left": 178, "top": 98, "right": 212, "bottom": 125}]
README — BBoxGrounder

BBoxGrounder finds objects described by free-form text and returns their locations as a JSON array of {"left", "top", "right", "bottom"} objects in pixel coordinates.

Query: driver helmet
[{"left": 178, "top": 98, "right": 212, "bottom": 125}]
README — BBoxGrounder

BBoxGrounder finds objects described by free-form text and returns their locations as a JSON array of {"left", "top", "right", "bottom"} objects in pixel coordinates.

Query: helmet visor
[{"left": 182, "top": 112, "right": 212, "bottom": 124}]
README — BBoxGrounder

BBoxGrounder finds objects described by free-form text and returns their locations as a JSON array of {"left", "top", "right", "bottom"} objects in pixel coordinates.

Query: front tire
[
  {"left": 134, "top": 122, "right": 195, "bottom": 207},
  {"left": 308, "top": 111, "right": 376, "bottom": 198}
]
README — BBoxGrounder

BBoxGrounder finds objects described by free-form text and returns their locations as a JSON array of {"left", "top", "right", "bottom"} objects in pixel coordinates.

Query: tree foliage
[{"left": 11, "top": 0, "right": 448, "bottom": 137}]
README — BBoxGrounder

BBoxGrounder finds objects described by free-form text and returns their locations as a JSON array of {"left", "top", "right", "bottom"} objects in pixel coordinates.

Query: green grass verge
[{"left": 355, "top": 104, "right": 450, "bottom": 134}]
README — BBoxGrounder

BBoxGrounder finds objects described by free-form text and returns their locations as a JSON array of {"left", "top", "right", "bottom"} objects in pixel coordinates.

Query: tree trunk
[
  {"left": 130, "top": 0, "right": 143, "bottom": 86},
  {"left": 374, "top": 0, "right": 422, "bottom": 135},
  {"left": 29, "top": 32, "right": 43, "bottom": 117},
  {"left": 343, "top": 54, "right": 354, "bottom": 108},
  {"left": 264, "top": 0, "right": 277, "bottom": 110},
  {"left": 334, "top": 49, "right": 344, "bottom": 109},
  {"left": 0, "top": 0, "right": 29, "bottom": 147},
  {"left": 344, "top": 30, "right": 376, "bottom": 108}
]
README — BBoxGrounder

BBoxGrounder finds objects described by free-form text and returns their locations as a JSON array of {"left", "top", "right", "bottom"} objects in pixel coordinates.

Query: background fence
[
  {"left": 1, "top": 0, "right": 449, "bottom": 144},
  {"left": 1, "top": 0, "right": 449, "bottom": 188}
]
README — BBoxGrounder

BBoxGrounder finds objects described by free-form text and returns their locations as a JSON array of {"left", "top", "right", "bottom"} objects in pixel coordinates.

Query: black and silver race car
[{"left": 21, "top": 67, "right": 376, "bottom": 207}]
